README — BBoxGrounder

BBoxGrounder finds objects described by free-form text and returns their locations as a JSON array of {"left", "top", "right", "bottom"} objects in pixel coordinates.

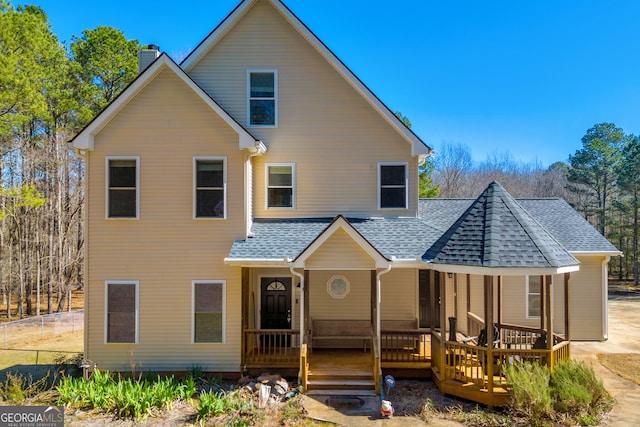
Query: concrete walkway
[{"left": 571, "top": 298, "right": 640, "bottom": 425}]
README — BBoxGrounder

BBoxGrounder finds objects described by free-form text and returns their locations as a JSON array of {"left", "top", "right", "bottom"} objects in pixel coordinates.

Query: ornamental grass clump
[
  {"left": 505, "top": 359, "right": 614, "bottom": 426},
  {"left": 57, "top": 369, "right": 197, "bottom": 420}
]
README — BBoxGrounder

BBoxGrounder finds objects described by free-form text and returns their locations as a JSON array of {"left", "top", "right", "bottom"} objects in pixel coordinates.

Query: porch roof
[
  {"left": 422, "top": 181, "right": 580, "bottom": 271},
  {"left": 418, "top": 195, "right": 619, "bottom": 255},
  {"left": 226, "top": 216, "right": 443, "bottom": 265}
]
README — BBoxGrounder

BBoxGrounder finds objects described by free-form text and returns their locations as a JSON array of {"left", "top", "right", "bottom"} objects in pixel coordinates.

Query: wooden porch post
[
  {"left": 485, "top": 275, "right": 494, "bottom": 397},
  {"left": 540, "top": 275, "right": 545, "bottom": 334},
  {"left": 564, "top": 273, "right": 570, "bottom": 342},
  {"left": 304, "top": 270, "right": 310, "bottom": 343},
  {"left": 241, "top": 267, "right": 250, "bottom": 367},
  {"left": 497, "top": 276, "right": 503, "bottom": 326},
  {"left": 439, "top": 272, "right": 447, "bottom": 381},
  {"left": 466, "top": 274, "right": 471, "bottom": 333},
  {"left": 545, "top": 275, "right": 554, "bottom": 369},
  {"left": 371, "top": 270, "right": 377, "bottom": 335},
  {"left": 429, "top": 270, "right": 436, "bottom": 330}
]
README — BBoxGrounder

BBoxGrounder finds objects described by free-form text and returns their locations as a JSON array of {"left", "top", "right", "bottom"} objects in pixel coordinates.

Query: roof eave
[
  {"left": 424, "top": 262, "right": 580, "bottom": 276},
  {"left": 224, "top": 257, "right": 290, "bottom": 267}
]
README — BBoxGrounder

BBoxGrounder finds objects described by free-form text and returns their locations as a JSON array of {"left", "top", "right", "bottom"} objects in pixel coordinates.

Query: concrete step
[{"left": 306, "top": 389, "right": 378, "bottom": 397}]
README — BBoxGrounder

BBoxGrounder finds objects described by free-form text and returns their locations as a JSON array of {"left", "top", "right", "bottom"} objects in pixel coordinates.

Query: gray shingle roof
[
  {"left": 228, "top": 217, "right": 443, "bottom": 261},
  {"left": 419, "top": 197, "right": 619, "bottom": 254},
  {"left": 422, "top": 181, "right": 580, "bottom": 268}
]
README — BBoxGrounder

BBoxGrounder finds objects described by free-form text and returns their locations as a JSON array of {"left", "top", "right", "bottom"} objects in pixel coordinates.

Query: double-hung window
[
  {"left": 107, "top": 157, "right": 139, "bottom": 218},
  {"left": 266, "top": 163, "right": 295, "bottom": 209},
  {"left": 379, "top": 162, "right": 408, "bottom": 209},
  {"left": 193, "top": 281, "right": 225, "bottom": 343},
  {"left": 527, "top": 275, "right": 542, "bottom": 318},
  {"left": 106, "top": 281, "right": 138, "bottom": 343},
  {"left": 194, "top": 158, "right": 226, "bottom": 218},
  {"left": 248, "top": 70, "right": 277, "bottom": 127}
]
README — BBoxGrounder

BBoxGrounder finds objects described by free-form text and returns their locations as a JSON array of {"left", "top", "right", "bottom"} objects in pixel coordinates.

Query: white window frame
[
  {"left": 526, "top": 275, "right": 542, "bottom": 319},
  {"left": 247, "top": 69, "right": 278, "bottom": 127},
  {"left": 106, "top": 156, "right": 140, "bottom": 219},
  {"left": 193, "top": 157, "right": 227, "bottom": 219},
  {"left": 265, "top": 163, "right": 296, "bottom": 210},
  {"left": 104, "top": 281, "right": 139, "bottom": 344},
  {"left": 378, "top": 162, "right": 408, "bottom": 209},
  {"left": 192, "top": 280, "right": 226, "bottom": 344}
]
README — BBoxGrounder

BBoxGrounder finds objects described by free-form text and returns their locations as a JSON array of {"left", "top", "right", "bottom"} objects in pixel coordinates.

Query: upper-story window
[
  {"left": 266, "top": 163, "right": 295, "bottom": 209},
  {"left": 379, "top": 162, "right": 408, "bottom": 209},
  {"left": 194, "top": 158, "right": 226, "bottom": 219},
  {"left": 107, "top": 157, "right": 139, "bottom": 218},
  {"left": 248, "top": 70, "right": 277, "bottom": 127}
]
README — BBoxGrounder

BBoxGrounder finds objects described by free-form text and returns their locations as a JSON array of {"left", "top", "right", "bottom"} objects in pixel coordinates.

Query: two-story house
[{"left": 71, "top": 0, "right": 619, "bottom": 406}]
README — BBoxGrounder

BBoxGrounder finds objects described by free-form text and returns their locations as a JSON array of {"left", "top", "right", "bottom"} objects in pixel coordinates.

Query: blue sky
[{"left": 33, "top": 0, "right": 640, "bottom": 167}]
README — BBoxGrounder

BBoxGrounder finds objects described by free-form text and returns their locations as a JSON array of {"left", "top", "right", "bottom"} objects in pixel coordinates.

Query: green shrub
[
  {"left": 0, "top": 372, "right": 52, "bottom": 405},
  {"left": 196, "top": 389, "right": 254, "bottom": 425},
  {"left": 504, "top": 360, "right": 552, "bottom": 421},
  {"left": 550, "top": 360, "right": 614, "bottom": 418}
]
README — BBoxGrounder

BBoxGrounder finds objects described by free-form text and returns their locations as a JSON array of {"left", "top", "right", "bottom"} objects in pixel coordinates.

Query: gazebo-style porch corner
[{"left": 424, "top": 181, "right": 580, "bottom": 408}]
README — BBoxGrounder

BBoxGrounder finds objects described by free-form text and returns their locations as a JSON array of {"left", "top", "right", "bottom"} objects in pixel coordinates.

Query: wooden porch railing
[
  {"left": 442, "top": 333, "right": 571, "bottom": 387},
  {"left": 243, "top": 329, "right": 300, "bottom": 366},
  {"left": 380, "top": 329, "right": 430, "bottom": 363}
]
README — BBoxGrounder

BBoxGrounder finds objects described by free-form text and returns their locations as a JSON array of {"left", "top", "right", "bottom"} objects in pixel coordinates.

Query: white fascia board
[
  {"left": 425, "top": 263, "right": 580, "bottom": 276},
  {"left": 181, "top": 0, "right": 431, "bottom": 158},
  {"left": 72, "top": 55, "right": 261, "bottom": 152},
  {"left": 570, "top": 251, "right": 623, "bottom": 257},
  {"left": 223, "top": 257, "right": 290, "bottom": 267}
]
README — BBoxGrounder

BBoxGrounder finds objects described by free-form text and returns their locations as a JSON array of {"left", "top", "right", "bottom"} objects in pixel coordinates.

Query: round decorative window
[{"left": 327, "top": 275, "right": 350, "bottom": 299}]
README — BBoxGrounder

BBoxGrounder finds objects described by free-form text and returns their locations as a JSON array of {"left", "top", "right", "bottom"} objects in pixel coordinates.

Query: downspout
[
  {"left": 602, "top": 256, "right": 610, "bottom": 340},
  {"left": 376, "top": 260, "right": 393, "bottom": 355},
  {"left": 289, "top": 265, "right": 305, "bottom": 341}
]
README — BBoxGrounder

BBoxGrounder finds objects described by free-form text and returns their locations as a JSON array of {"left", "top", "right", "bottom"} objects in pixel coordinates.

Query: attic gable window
[
  {"left": 248, "top": 70, "right": 277, "bottom": 127},
  {"left": 194, "top": 158, "right": 226, "bottom": 219},
  {"left": 107, "top": 157, "right": 139, "bottom": 218},
  {"left": 379, "top": 162, "right": 408, "bottom": 209}
]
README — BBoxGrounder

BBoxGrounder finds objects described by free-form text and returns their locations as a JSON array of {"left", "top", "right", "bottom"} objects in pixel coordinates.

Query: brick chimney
[{"left": 138, "top": 44, "right": 160, "bottom": 73}]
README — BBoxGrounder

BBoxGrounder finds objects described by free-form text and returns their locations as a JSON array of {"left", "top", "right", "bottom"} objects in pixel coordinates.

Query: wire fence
[{"left": 1, "top": 310, "right": 84, "bottom": 349}]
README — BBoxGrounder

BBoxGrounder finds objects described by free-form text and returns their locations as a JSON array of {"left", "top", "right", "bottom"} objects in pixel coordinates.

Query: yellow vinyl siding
[
  {"left": 189, "top": 0, "right": 418, "bottom": 218},
  {"left": 85, "top": 68, "right": 245, "bottom": 371},
  {"left": 569, "top": 256, "right": 605, "bottom": 340},
  {"left": 308, "top": 270, "right": 370, "bottom": 320},
  {"left": 306, "top": 228, "right": 376, "bottom": 269},
  {"left": 380, "top": 269, "right": 417, "bottom": 321}
]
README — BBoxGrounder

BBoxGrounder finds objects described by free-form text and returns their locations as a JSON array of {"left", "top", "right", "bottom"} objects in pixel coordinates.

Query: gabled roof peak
[{"left": 180, "top": 0, "right": 431, "bottom": 158}]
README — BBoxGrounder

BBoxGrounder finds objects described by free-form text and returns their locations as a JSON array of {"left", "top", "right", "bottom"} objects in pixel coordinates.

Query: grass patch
[{"left": 598, "top": 353, "right": 640, "bottom": 385}]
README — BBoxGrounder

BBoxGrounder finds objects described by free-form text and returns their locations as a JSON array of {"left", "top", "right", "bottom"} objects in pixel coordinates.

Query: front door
[
  {"left": 261, "top": 277, "right": 292, "bottom": 330},
  {"left": 419, "top": 270, "right": 441, "bottom": 329}
]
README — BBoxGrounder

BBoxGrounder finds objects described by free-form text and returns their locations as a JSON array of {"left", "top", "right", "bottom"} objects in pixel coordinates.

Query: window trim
[
  {"left": 247, "top": 69, "right": 278, "bottom": 128},
  {"left": 106, "top": 156, "right": 140, "bottom": 219},
  {"left": 104, "top": 281, "right": 139, "bottom": 344},
  {"left": 193, "top": 157, "right": 227, "bottom": 219},
  {"left": 526, "top": 275, "right": 542, "bottom": 319},
  {"left": 265, "top": 163, "right": 296, "bottom": 210},
  {"left": 378, "top": 162, "right": 408, "bottom": 209},
  {"left": 192, "top": 280, "right": 226, "bottom": 344}
]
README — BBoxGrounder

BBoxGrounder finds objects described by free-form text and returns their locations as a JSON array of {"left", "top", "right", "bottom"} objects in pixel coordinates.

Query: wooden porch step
[
  {"left": 306, "top": 389, "right": 378, "bottom": 397},
  {"left": 307, "top": 378, "right": 376, "bottom": 391}
]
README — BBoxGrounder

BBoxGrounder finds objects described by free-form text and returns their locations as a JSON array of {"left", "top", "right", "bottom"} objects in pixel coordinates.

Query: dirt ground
[{"left": 571, "top": 285, "right": 640, "bottom": 426}]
